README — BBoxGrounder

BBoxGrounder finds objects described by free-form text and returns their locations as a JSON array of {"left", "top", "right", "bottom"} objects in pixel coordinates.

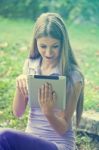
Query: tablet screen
[{"left": 27, "top": 75, "right": 66, "bottom": 110}]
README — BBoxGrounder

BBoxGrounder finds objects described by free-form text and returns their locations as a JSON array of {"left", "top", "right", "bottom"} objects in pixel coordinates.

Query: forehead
[{"left": 37, "top": 37, "right": 61, "bottom": 44}]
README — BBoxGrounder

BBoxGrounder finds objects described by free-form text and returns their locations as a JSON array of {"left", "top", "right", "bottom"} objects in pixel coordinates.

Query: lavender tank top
[{"left": 23, "top": 58, "right": 76, "bottom": 150}]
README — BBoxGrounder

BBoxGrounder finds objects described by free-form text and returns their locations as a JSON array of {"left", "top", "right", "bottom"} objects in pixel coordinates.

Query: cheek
[
  {"left": 55, "top": 49, "right": 60, "bottom": 57},
  {"left": 38, "top": 48, "right": 45, "bottom": 56}
]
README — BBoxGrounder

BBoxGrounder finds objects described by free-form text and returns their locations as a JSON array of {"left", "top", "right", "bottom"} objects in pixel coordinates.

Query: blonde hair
[{"left": 29, "top": 12, "right": 84, "bottom": 127}]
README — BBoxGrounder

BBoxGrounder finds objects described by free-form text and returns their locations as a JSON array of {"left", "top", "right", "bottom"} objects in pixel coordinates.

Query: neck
[{"left": 41, "top": 61, "right": 58, "bottom": 70}]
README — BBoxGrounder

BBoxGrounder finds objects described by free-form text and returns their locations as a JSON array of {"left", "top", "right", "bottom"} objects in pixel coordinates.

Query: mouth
[{"left": 45, "top": 56, "right": 53, "bottom": 59}]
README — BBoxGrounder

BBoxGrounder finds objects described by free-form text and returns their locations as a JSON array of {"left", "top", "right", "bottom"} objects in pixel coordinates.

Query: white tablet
[{"left": 27, "top": 75, "right": 66, "bottom": 110}]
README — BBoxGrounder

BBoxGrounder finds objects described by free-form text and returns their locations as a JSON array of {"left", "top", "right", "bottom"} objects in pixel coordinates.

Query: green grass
[
  {"left": 68, "top": 22, "right": 99, "bottom": 112},
  {"left": 0, "top": 17, "right": 99, "bottom": 149}
]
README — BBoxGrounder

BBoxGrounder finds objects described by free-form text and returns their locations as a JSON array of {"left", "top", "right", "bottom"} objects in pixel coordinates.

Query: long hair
[{"left": 29, "top": 12, "right": 84, "bottom": 127}]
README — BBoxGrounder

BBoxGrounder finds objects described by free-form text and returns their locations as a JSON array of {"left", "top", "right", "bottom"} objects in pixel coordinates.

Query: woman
[{"left": 0, "top": 12, "right": 84, "bottom": 150}]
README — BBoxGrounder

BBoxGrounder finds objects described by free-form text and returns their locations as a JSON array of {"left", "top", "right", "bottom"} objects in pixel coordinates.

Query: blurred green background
[
  {"left": 0, "top": 1, "right": 99, "bottom": 149},
  {"left": 0, "top": 0, "right": 99, "bottom": 128},
  {"left": 0, "top": 0, "right": 99, "bottom": 23}
]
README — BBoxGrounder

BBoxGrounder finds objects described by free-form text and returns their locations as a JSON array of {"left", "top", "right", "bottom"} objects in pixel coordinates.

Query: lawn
[
  {"left": 0, "top": 17, "right": 99, "bottom": 149},
  {"left": 68, "top": 22, "right": 99, "bottom": 111}
]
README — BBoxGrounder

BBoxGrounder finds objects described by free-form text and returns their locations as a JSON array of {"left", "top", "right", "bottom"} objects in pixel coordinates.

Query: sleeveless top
[{"left": 23, "top": 58, "right": 82, "bottom": 150}]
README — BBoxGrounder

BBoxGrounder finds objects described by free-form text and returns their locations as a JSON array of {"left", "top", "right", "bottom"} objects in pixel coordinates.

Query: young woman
[{"left": 0, "top": 12, "right": 84, "bottom": 150}]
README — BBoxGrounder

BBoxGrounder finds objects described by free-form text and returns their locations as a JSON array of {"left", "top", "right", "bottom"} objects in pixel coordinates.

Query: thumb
[{"left": 52, "top": 91, "right": 57, "bottom": 102}]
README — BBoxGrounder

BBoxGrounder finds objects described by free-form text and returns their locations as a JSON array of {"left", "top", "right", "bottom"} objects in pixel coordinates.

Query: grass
[
  {"left": 68, "top": 22, "right": 99, "bottom": 112},
  {"left": 0, "top": 17, "right": 99, "bottom": 149}
]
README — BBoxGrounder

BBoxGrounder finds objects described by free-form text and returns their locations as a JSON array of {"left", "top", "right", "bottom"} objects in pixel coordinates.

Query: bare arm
[
  {"left": 39, "top": 73, "right": 82, "bottom": 135},
  {"left": 44, "top": 81, "right": 82, "bottom": 135}
]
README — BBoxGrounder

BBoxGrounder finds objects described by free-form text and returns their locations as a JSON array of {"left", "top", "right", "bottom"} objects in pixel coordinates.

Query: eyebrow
[
  {"left": 40, "top": 42, "right": 60, "bottom": 45},
  {"left": 53, "top": 42, "right": 60, "bottom": 45}
]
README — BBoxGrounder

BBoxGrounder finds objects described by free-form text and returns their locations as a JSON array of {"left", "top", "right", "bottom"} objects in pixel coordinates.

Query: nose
[{"left": 46, "top": 47, "right": 52, "bottom": 56}]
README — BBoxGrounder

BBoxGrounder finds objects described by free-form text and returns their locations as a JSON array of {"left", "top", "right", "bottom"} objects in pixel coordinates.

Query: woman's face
[{"left": 37, "top": 37, "right": 61, "bottom": 65}]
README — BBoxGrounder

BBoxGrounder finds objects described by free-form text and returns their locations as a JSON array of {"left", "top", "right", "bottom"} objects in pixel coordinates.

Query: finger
[
  {"left": 38, "top": 88, "right": 41, "bottom": 103},
  {"left": 20, "top": 79, "right": 27, "bottom": 96},
  {"left": 41, "top": 84, "right": 45, "bottom": 102},
  {"left": 16, "top": 79, "right": 23, "bottom": 95},
  {"left": 45, "top": 82, "right": 49, "bottom": 100},
  {"left": 16, "top": 79, "right": 20, "bottom": 89},
  {"left": 19, "top": 80, "right": 26, "bottom": 96},
  {"left": 23, "top": 78, "right": 28, "bottom": 96},
  {"left": 52, "top": 91, "right": 57, "bottom": 103},
  {"left": 48, "top": 84, "right": 53, "bottom": 100},
  {"left": 18, "top": 79, "right": 27, "bottom": 97}
]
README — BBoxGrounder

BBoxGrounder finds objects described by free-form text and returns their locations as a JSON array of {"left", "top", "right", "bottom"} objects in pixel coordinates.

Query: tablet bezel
[{"left": 27, "top": 75, "right": 66, "bottom": 110}]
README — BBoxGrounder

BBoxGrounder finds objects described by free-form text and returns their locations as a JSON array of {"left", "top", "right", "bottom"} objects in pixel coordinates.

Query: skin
[
  {"left": 13, "top": 36, "right": 82, "bottom": 135},
  {"left": 37, "top": 37, "right": 61, "bottom": 75}
]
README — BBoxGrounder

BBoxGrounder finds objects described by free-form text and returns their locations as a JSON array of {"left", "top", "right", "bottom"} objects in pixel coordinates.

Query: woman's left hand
[{"left": 38, "top": 82, "right": 56, "bottom": 116}]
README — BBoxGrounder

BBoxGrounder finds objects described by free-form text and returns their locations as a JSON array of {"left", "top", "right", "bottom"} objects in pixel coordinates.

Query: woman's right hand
[{"left": 16, "top": 74, "right": 28, "bottom": 99}]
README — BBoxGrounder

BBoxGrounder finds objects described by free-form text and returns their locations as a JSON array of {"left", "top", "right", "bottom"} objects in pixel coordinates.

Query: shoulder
[
  {"left": 67, "top": 70, "right": 84, "bottom": 94},
  {"left": 24, "top": 57, "right": 41, "bottom": 68},
  {"left": 66, "top": 70, "right": 84, "bottom": 103},
  {"left": 23, "top": 57, "right": 41, "bottom": 74},
  {"left": 71, "top": 70, "right": 84, "bottom": 85},
  {"left": 25, "top": 57, "right": 40, "bottom": 64},
  {"left": 70, "top": 70, "right": 84, "bottom": 97}
]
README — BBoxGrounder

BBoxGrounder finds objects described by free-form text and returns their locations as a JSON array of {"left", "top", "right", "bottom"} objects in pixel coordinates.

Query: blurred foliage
[
  {"left": 0, "top": 0, "right": 99, "bottom": 23},
  {"left": 0, "top": 13, "right": 99, "bottom": 150}
]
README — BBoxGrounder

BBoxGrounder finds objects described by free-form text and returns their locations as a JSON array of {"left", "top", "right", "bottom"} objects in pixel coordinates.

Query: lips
[{"left": 45, "top": 56, "right": 53, "bottom": 59}]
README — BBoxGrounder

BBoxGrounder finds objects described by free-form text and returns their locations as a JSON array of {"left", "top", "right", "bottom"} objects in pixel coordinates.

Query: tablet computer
[{"left": 27, "top": 75, "right": 66, "bottom": 110}]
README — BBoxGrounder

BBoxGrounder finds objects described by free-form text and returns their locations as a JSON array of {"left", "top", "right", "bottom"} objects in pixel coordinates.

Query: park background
[{"left": 0, "top": 0, "right": 99, "bottom": 149}]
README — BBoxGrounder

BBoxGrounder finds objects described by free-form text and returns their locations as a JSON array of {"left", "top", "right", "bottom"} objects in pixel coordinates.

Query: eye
[
  {"left": 40, "top": 45, "right": 47, "bottom": 49},
  {"left": 53, "top": 45, "right": 59, "bottom": 48}
]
